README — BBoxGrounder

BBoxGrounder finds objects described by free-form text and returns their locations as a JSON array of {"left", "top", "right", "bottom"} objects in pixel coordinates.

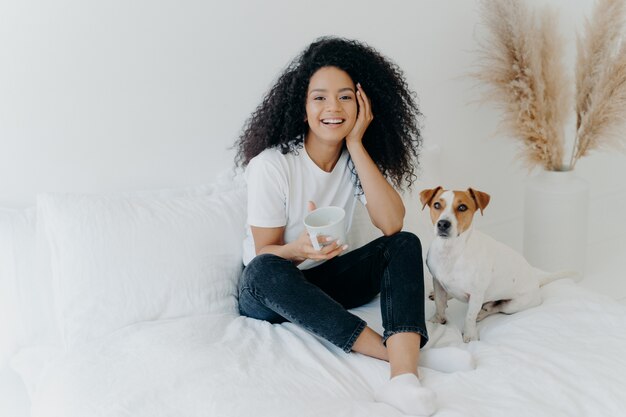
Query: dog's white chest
[{"left": 426, "top": 240, "right": 475, "bottom": 301}]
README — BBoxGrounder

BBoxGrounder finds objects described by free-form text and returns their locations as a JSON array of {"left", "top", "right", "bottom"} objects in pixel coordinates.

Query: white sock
[
  {"left": 374, "top": 373, "right": 436, "bottom": 416},
  {"left": 419, "top": 346, "right": 476, "bottom": 373}
]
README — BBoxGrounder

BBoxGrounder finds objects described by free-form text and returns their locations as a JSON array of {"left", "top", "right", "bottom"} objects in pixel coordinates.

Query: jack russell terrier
[{"left": 419, "top": 186, "right": 572, "bottom": 342}]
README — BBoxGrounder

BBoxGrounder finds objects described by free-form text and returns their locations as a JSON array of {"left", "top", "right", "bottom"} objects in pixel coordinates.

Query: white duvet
[{"left": 19, "top": 280, "right": 626, "bottom": 417}]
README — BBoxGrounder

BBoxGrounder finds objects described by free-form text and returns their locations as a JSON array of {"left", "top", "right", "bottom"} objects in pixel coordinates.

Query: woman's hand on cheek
[{"left": 346, "top": 83, "right": 373, "bottom": 146}]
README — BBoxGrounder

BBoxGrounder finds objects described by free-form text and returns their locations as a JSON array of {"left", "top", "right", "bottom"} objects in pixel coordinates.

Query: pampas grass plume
[{"left": 475, "top": 0, "right": 626, "bottom": 171}]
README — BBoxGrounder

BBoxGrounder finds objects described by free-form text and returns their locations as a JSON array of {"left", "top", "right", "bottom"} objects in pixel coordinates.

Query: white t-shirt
[{"left": 242, "top": 145, "right": 366, "bottom": 270}]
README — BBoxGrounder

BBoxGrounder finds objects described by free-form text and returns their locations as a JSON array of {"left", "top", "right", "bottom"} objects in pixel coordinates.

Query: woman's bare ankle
[
  {"left": 386, "top": 332, "right": 421, "bottom": 378},
  {"left": 351, "top": 326, "right": 388, "bottom": 361}
]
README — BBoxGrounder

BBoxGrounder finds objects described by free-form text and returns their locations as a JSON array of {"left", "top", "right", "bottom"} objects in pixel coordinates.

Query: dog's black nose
[{"left": 437, "top": 220, "right": 451, "bottom": 231}]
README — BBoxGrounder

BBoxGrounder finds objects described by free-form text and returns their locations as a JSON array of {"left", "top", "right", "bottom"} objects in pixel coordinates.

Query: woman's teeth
[{"left": 322, "top": 119, "right": 344, "bottom": 124}]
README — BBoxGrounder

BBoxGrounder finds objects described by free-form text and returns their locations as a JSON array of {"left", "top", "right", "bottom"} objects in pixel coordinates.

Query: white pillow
[
  {"left": 39, "top": 185, "right": 247, "bottom": 349},
  {"left": 31, "top": 181, "right": 232, "bottom": 350}
]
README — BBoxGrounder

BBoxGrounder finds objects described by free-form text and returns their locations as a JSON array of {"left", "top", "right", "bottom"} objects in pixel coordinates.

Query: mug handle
[{"left": 309, "top": 231, "right": 321, "bottom": 251}]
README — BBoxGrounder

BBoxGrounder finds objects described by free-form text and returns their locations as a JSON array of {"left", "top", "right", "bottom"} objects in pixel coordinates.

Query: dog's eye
[
  {"left": 433, "top": 202, "right": 441, "bottom": 209},
  {"left": 458, "top": 204, "right": 468, "bottom": 212}
]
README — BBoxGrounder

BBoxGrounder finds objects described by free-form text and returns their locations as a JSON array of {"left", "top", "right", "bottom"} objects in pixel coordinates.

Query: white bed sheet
[{"left": 19, "top": 280, "right": 626, "bottom": 417}]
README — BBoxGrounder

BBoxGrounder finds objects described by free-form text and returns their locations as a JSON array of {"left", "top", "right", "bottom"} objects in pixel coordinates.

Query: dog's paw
[
  {"left": 462, "top": 330, "right": 478, "bottom": 343},
  {"left": 429, "top": 314, "right": 447, "bottom": 325}
]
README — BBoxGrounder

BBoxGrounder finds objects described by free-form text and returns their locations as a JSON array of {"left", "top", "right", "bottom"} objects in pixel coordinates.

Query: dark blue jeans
[{"left": 238, "top": 231, "right": 428, "bottom": 353}]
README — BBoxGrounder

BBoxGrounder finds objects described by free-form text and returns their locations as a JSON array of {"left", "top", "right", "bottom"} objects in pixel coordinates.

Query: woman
[{"left": 234, "top": 36, "right": 435, "bottom": 416}]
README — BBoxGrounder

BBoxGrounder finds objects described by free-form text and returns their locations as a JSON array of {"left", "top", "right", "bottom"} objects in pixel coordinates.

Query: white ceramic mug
[{"left": 303, "top": 206, "right": 346, "bottom": 250}]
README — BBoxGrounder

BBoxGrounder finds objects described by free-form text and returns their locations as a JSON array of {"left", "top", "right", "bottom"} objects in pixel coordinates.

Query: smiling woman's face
[{"left": 305, "top": 66, "right": 357, "bottom": 145}]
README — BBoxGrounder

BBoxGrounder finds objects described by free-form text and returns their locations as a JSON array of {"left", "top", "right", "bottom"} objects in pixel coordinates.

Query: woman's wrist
[
  {"left": 265, "top": 241, "right": 303, "bottom": 262},
  {"left": 281, "top": 241, "right": 300, "bottom": 261},
  {"left": 345, "top": 136, "right": 364, "bottom": 151}
]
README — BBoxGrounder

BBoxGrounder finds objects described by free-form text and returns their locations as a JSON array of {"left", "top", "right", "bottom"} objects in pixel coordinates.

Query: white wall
[{"left": 1, "top": 0, "right": 625, "bottom": 248}]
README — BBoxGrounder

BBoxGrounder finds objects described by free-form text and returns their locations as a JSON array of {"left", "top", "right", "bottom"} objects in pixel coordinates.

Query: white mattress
[{"left": 13, "top": 279, "right": 626, "bottom": 417}]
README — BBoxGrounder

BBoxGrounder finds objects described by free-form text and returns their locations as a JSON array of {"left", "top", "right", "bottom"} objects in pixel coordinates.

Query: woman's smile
[{"left": 320, "top": 117, "right": 346, "bottom": 127}]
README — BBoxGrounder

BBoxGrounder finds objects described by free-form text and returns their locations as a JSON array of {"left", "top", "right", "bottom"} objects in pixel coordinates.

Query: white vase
[{"left": 523, "top": 169, "right": 589, "bottom": 280}]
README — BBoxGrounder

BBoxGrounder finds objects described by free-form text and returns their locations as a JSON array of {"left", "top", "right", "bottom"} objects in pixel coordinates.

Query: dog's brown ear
[
  {"left": 468, "top": 188, "right": 490, "bottom": 215},
  {"left": 419, "top": 186, "right": 443, "bottom": 210}
]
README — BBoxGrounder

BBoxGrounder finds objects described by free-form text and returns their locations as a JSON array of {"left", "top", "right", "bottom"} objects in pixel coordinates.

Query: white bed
[
  {"left": 11, "top": 281, "right": 626, "bottom": 417},
  {"left": 2, "top": 172, "right": 626, "bottom": 417}
]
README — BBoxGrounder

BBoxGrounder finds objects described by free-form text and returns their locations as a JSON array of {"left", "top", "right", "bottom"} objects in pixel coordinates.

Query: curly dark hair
[{"left": 234, "top": 36, "right": 423, "bottom": 190}]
